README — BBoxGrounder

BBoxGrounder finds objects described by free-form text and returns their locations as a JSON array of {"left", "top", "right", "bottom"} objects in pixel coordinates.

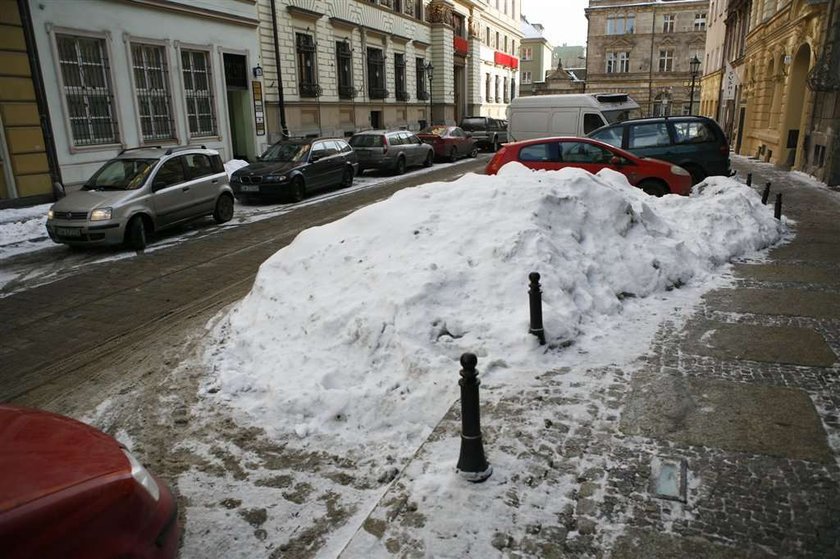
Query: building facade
[
  {"left": 552, "top": 44, "right": 586, "bottom": 69},
  {"left": 260, "top": 0, "right": 521, "bottom": 140},
  {"left": 699, "top": 0, "right": 728, "bottom": 121},
  {"left": 585, "top": 0, "right": 709, "bottom": 117},
  {"left": 518, "top": 16, "right": 553, "bottom": 96}
]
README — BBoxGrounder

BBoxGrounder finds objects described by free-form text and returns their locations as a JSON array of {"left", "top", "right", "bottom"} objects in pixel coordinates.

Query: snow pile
[
  {"left": 224, "top": 159, "right": 249, "bottom": 178},
  {"left": 0, "top": 203, "right": 51, "bottom": 258},
  {"left": 205, "top": 164, "right": 783, "bottom": 454}
]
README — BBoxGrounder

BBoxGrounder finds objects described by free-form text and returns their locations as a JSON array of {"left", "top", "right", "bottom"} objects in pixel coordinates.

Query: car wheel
[
  {"left": 684, "top": 164, "right": 707, "bottom": 185},
  {"left": 449, "top": 147, "right": 458, "bottom": 163},
  {"left": 291, "top": 176, "right": 306, "bottom": 202},
  {"left": 395, "top": 156, "right": 406, "bottom": 175},
  {"left": 341, "top": 166, "right": 354, "bottom": 188},
  {"left": 639, "top": 179, "right": 668, "bottom": 197},
  {"left": 423, "top": 151, "right": 434, "bottom": 167},
  {"left": 469, "top": 146, "right": 479, "bottom": 158},
  {"left": 125, "top": 215, "right": 147, "bottom": 251},
  {"left": 213, "top": 193, "right": 234, "bottom": 224}
]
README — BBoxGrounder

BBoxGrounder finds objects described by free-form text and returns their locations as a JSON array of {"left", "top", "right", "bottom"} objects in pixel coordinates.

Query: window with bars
[
  {"left": 56, "top": 34, "right": 119, "bottom": 146},
  {"left": 181, "top": 50, "right": 216, "bottom": 137},
  {"left": 659, "top": 49, "right": 674, "bottom": 72},
  {"left": 131, "top": 43, "right": 174, "bottom": 142},
  {"left": 367, "top": 47, "right": 387, "bottom": 99},
  {"left": 394, "top": 53, "right": 408, "bottom": 100},
  {"left": 296, "top": 33, "right": 320, "bottom": 97},
  {"left": 663, "top": 14, "right": 675, "bottom": 33},
  {"left": 336, "top": 41, "right": 355, "bottom": 99},
  {"left": 415, "top": 57, "right": 429, "bottom": 100}
]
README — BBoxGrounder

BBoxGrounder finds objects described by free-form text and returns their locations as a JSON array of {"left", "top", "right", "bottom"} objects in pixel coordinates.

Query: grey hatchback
[
  {"left": 588, "top": 116, "right": 731, "bottom": 184},
  {"left": 349, "top": 130, "right": 434, "bottom": 175},
  {"left": 46, "top": 146, "right": 234, "bottom": 250}
]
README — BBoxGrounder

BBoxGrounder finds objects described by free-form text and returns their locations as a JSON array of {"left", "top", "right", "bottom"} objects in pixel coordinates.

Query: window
[
  {"left": 519, "top": 143, "right": 553, "bottom": 162},
  {"left": 181, "top": 50, "right": 216, "bottom": 137},
  {"left": 453, "top": 13, "right": 465, "bottom": 38},
  {"left": 590, "top": 126, "right": 623, "bottom": 147},
  {"left": 511, "top": 78, "right": 516, "bottom": 100},
  {"left": 694, "top": 13, "right": 707, "bottom": 30},
  {"left": 336, "top": 40, "right": 354, "bottom": 99},
  {"left": 153, "top": 157, "right": 186, "bottom": 189},
  {"left": 183, "top": 153, "right": 214, "bottom": 179},
  {"left": 495, "top": 31, "right": 500, "bottom": 48},
  {"left": 663, "top": 14, "right": 675, "bottom": 33},
  {"left": 658, "top": 49, "right": 674, "bottom": 72},
  {"left": 628, "top": 123, "right": 671, "bottom": 148},
  {"left": 367, "top": 47, "right": 386, "bottom": 98},
  {"left": 56, "top": 34, "right": 119, "bottom": 146},
  {"left": 485, "top": 73, "right": 491, "bottom": 100},
  {"left": 503, "top": 77, "right": 509, "bottom": 103},
  {"left": 296, "top": 32, "right": 319, "bottom": 97},
  {"left": 522, "top": 47, "right": 533, "bottom": 61},
  {"left": 618, "top": 51, "right": 630, "bottom": 73},
  {"left": 131, "top": 43, "right": 174, "bottom": 142},
  {"left": 606, "top": 53, "right": 616, "bottom": 73},
  {"left": 486, "top": 26, "right": 491, "bottom": 45},
  {"left": 583, "top": 113, "right": 606, "bottom": 134},
  {"left": 495, "top": 75, "right": 500, "bottom": 102},
  {"left": 673, "top": 121, "right": 715, "bottom": 144},
  {"left": 416, "top": 57, "right": 428, "bottom": 100},
  {"left": 522, "top": 71, "right": 532, "bottom": 84},
  {"left": 560, "top": 141, "right": 612, "bottom": 163},
  {"left": 606, "top": 52, "right": 629, "bottom": 74},
  {"left": 395, "top": 53, "right": 407, "bottom": 100},
  {"left": 606, "top": 15, "right": 635, "bottom": 35}
]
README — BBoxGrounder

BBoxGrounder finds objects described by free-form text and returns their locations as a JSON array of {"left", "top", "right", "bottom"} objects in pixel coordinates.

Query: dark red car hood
[{"left": 0, "top": 406, "right": 128, "bottom": 512}]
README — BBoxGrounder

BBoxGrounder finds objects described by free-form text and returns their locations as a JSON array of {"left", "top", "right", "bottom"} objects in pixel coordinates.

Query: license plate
[
  {"left": 240, "top": 185, "right": 259, "bottom": 192},
  {"left": 56, "top": 227, "right": 82, "bottom": 237}
]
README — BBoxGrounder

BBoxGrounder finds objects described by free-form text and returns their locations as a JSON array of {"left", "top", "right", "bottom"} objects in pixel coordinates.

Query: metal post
[
  {"left": 746, "top": 172, "right": 752, "bottom": 186},
  {"left": 762, "top": 182, "right": 771, "bottom": 204},
  {"left": 528, "top": 272, "right": 546, "bottom": 345},
  {"left": 456, "top": 353, "right": 492, "bottom": 483},
  {"left": 774, "top": 193, "right": 783, "bottom": 220},
  {"left": 689, "top": 74, "right": 697, "bottom": 115}
]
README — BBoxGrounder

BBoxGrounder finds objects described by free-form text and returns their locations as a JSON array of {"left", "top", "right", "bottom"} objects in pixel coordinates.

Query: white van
[{"left": 506, "top": 93, "right": 641, "bottom": 142}]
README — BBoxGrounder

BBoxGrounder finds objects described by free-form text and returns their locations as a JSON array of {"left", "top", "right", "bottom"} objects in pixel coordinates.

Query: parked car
[
  {"left": 0, "top": 405, "right": 179, "bottom": 559},
  {"left": 458, "top": 116, "right": 508, "bottom": 152},
  {"left": 46, "top": 146, "right": 234, "bottom": 251},
  {"left": 349, "top": 130, "right": 434, "bottom": 175},
  {"left": 588, "top": 115, "right": 731, "bottom": 184},
  {"left": 231, "top": 137, "right": 356, "bottom": 203},
  {"left": 485, "top": 136, "right": 692, "bottom": 196},
  {"left": 416, "top": 126, "right": 479, "bottom": 162}
]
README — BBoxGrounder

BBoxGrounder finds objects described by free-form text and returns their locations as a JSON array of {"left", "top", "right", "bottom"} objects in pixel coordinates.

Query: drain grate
[{"left": 649, "top": 457, "right": 688, "bottom": 502}]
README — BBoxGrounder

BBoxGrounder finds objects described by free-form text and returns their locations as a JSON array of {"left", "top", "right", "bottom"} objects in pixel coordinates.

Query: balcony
[
  {"left": 369, "top": 87, "right": 389, "bottom": 99},
  {"left": 338, "top": 85, "right": 358, "bottom": 100},
  {"left": 417, "top": 90, "right": 430, "bottom": 101},
  {"left": 299, "top": 82, "right": 322, "bottom": 97},
  {"left": 454, "top": 35, "right": 469, "bottom": 56},
  {"left": 396, "top": 90, "right": 410, "bottom": 101}
]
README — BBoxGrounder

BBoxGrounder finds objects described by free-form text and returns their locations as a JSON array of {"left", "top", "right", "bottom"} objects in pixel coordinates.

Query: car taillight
[{"left": 382, "top": 135, "right": 389, "bottom": 154}]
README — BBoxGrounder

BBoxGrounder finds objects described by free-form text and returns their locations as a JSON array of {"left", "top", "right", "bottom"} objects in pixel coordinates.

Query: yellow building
[
  {"left": 0, "top": 0, "right": 58, "bottom": 205},
  {"left": 737, "top": 0, "right": 828, "bottom": 169}
]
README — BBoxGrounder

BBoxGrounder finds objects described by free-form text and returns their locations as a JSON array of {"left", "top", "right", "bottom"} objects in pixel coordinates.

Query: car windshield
[
  {"left": 420, "top": 126, "right": 449, "bottom": 136},
  {"left": 459, "top": 119, "right": 486, "bottom": 131},
  {"left": 350, "top": 135, "right": 384, "bottom": 147},
  {"left": 83, "top": 158, "right": 156, "bottom": 190},
  {"left": 261, "top": 142, "right": 309, "bottom": 162}
]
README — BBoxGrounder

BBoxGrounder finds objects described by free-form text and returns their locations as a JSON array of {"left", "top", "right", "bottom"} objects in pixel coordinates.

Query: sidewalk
[{"left": 339, "top": 157, "right": 840, "bottom": 558}]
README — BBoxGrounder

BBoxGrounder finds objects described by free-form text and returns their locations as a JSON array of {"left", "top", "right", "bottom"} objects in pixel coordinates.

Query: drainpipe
[
  {"left": 270, "top": 0, "right": 289, "bottom": 138},
  {"left": 648, "top": 2, "right": 657, "bottom": 116},
  {"left": 18, "top": 0, "right": 63, "bottom": 198}
]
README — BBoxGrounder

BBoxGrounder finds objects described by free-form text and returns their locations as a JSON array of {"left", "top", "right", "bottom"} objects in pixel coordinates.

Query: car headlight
[
  {"left": 121, "top": 448, "right": 160, "bottom": 501},
  {"left": 671, "top": 165, "right": 690, "bottom": 177},
  {"left": 265, "top": 174, "right": 287, "bottom": 183},
  {"left": 90, "top": 207, "right": 113, "bottom": 221},
  {"left": 48, "top": 209, "right": 54, "bottom": 220}
]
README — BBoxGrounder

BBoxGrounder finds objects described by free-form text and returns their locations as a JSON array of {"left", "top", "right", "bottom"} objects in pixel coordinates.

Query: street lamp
[
  {"left": 424, "top": 61, "right": 434, "bottom": 125},
  {"left": 688, "top": 55, "right": 701, "bottom": 115}
]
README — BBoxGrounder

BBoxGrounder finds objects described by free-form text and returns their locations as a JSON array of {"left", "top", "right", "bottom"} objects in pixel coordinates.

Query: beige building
[
  {"left": 261, "top": 0, "right": 522, "bottom": 140},
  {"left": 518, "top": 15, "right": 553, "bottom": 96},
  {"left": 585, "top": 0, "right": 709, "bottom": 117},
  {"left": 699, "top": 0, "right": 728, "bottom": 121}
]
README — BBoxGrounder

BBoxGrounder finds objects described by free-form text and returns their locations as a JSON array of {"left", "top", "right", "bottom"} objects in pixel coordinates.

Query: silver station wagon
[{"left": 46, "top": 146, "right": 235, "bottom": 250}]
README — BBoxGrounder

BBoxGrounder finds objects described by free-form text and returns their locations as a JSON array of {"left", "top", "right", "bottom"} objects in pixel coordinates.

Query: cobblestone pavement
[{"left": 343, "top": 158, "right": 840, "bottom": 558}]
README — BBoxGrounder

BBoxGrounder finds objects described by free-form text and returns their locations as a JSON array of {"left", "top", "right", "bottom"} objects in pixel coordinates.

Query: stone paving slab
[
  {"left": 682, "top": 320, "right": 837, "bottom": 367},
  {"left": 611, "top": 528, "right": 775, "bottom": 559},
  {"left": 703, "top": 288, "right": 840, "bottom": 319},
  {"left": 732, "top": 263, "right": 840, "bottom": 284},
  {"left": 620, "top": 371, "right": 834, "bottom": 463},
  {"left": 770, "top": 241, "right": 840, "bottom": 262}
]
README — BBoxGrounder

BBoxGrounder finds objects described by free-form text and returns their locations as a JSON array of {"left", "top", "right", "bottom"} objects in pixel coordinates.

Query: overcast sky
[{"left": 521, "top": 0, "right": 590, "bottom": 48}]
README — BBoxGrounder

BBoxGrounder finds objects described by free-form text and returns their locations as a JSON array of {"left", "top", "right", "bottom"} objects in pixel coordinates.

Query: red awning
[
  {"left": 453, "top": 36, "right": 469, "bottom": 55},
  {"left": 494, "top": 51, "right": 519, "bottom": 69}
]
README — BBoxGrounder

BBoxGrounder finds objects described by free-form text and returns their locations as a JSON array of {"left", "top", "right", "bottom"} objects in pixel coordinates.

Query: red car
[
  {"left": 485, "top": 136, "right": 692, "bottom": 196},
  {"left": 0, "top": 405, "right": 179, "bottom": 559},
  {"left": 417, "top": 126, "right": 479, "bottom": 163}
]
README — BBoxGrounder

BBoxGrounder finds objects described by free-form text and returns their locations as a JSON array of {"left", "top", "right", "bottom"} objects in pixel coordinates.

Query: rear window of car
[
  {"left": 350, "top": 135, "right": 385, "bottom": 147},
  {"left": 628, "top": 123, "right": 671, "bottom": 149},
  {"left": 672, "top": 121, "right": 717, "bottom": 144},
  {"left": 519, "top": 143, "right": 554, "bottom": 162}
]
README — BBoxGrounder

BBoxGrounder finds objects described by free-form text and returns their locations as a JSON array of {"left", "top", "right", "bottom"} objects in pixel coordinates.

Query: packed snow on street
[{"left": 155, "top": 162, "right": 785, "bottom": 557}]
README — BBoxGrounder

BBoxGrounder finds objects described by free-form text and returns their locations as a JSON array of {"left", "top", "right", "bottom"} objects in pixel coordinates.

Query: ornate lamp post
[
  {"left": 688, "top": 55, "right": 701, "bottom": 115},
  {"left": 424, "top": 61, "right": 434, "bottom": 125}
]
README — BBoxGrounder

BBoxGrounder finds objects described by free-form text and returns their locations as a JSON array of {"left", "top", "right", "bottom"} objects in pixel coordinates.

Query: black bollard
[
  {"left": 775, "top": 193, "right": 782, "bottom": 220},
  {"left": 761, "top": 182, "right": 771, "bottom": 205},
  {"left": 746, "top": 173, "right": 752, "bottom": 186},
  {"left": 456, "top": 353, "right": 492, "bottom": 483},
  {"left": 528, "top": 272, "right": 546, "bottom": 345}
]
